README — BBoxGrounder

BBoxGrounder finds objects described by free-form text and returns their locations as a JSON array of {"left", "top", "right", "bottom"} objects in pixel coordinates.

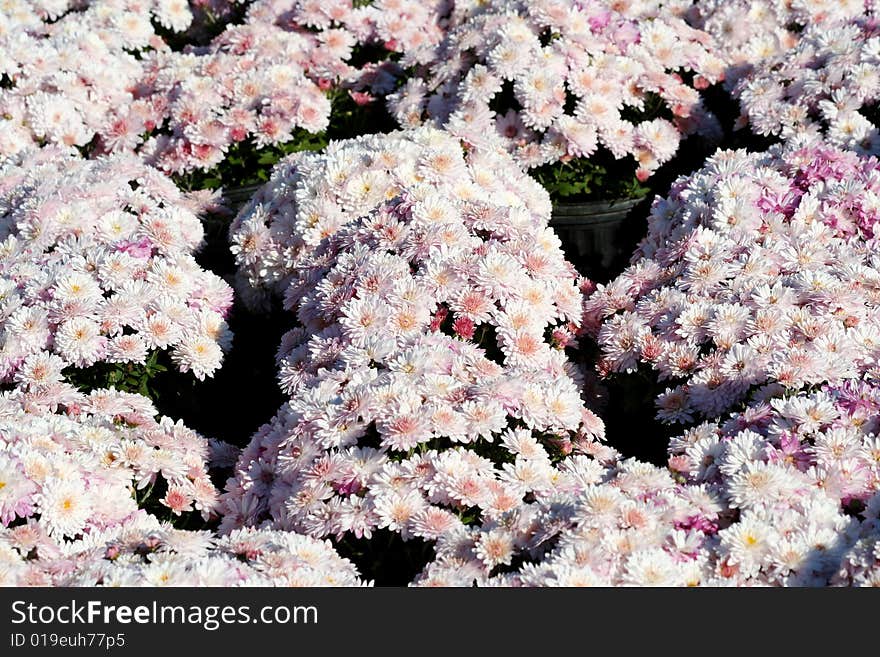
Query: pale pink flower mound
[
  {"left": 1, "top": 523, "right": 367, "bottom": 586},
  {"left": 0, "top": 148, "right": 233, "bottom": 389},
  {"left": 416, "top": 382, "right": 880, "bottom": 587},
  {"left": 389, "top": 0, "right": 725, "bottom": 178},
  {"left": 733, "top": 10, "right": 880, "bottom": 152},
  {"left": 0, "top": 0, "right": 208, "bottom": 159},
  {"left": 222, "top": 127, "right": 605, "bottom": 546},
  {"left": 136, "top": 0, "right": 451, "bottom": 173},
  {"left": 139, "top": 20, "right": 337, "bottom": 174},
  {"left": 248, "top": 0, "right": 450, "bottom": 66},
  {"left": 0, "top": 0, "right": 448, "bottom": 172},
  {"left": 0, "top": 386, "right": 230, "bottom": 573},
  {"left": 662, "top": 380, "right": 880, "bottom": 587},
  {"left": 586, "top": 141, "right": 880, "bottom": 424},
  {"left": 686, "top": 0, "right": 867, "bottom": 87}
]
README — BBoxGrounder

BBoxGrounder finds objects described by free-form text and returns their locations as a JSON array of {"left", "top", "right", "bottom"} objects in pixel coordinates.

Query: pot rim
[
  {"left": 551, "top": 196, "right": 644, "bottom": 212},
  {"left": 550, "top": 196, "right": 644, "bottom": 226}
]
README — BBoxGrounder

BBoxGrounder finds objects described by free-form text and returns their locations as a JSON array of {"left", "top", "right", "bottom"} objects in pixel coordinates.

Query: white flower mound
[
  {"left": 0, "top": 148, "right": 233, "bottom": 396},
  {"left": 1, "top": 522, "right": 368, "bottom": 587},
  {"left": 0, "top": 387, "right": 228, "bottom": 550},
  {"left": 223, "top": 127, "right": 605, "bottom": 549},
  {"left": 388, "top": 0, "right": 724, "bottom": 177}
]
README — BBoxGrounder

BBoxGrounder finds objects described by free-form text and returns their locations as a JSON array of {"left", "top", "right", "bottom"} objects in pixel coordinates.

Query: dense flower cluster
[
  {"left": 0, "top": 387, "right": 227, "bottom": 544},
  {"left": 686, "top": 0, "right": 798, "bottom": 85},
  {"left": 0, "top": 0, "right": 449, "bottom": 173},
  {"left": 413, "top": 450, "right": 720, "bottom": 586},
  {"left": 223, "top": 127, "right": 602, "bottom": 542},
  {"left": 7, "top": 0, "right": 880, "bottom": 590},
  {"left": 833, "top": 521, "right": 880, "bottom": 585},
  {"left": 666, "top": 380, "right": 880, "bottom": 585},
  {"left": 670, "top": 381, "right": 880, "bottom": 508},
  {"left": 418, "top": 380, "right": 880, "bottom": 586},
  {"left": 0, "top": 0, "right": 207, "bottom": 158},
  {"left": 388, "top": 0, "right": 724, "bottom": 179},
  {"left": 585, "top": 142, "right": 880, "bottom": 423},
  {"left": 0, "top": 0, "right": 214, "bottom": 32},
  {"left": 688, "top": 1, "right": 870, "bottom": 84},
  {"left": 120, "top": 0, "right": 452, "bottom": 173},
  {"left": 0, "top": 149, "right": 233, "bottom": 385},
  {"left": 139, "top": 23, "right": 335, "bottom": 173},
  {"left": 733, "top": 13, "right": 880, "bottom": 152},
  {"left": 247, "top": 0, "right": 451, "bottom": 67},
  {"left": 0, "top": 522, "right": 366, "bottom": 586}
]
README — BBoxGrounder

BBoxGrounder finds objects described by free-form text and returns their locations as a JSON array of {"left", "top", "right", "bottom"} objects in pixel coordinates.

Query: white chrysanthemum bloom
[
  {"left": 37, "top": 478, "right": 92, "bottom": 538},
  {"left": 171, "top": 332, "right": 224, "bottom": 381},
  {"left": 55, "top": 317, "right": 105, "bottom": 368},
  {"left": 13, "top": 351, "right": 66, "bottom": 388},
  {"left": 154, "top": 0, "right": 194, "bottom": 32}
]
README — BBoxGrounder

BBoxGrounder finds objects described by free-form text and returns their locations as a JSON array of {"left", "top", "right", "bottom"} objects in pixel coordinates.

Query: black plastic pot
[{"left": 550, "top": 197, "right": 647, "bottom": 281}]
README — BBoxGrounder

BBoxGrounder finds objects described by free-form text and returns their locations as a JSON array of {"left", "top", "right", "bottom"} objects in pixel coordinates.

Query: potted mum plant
[
  {"left": 584, "top": 140, "right": 880, "bottom": 430},
  {"left": 731, "top": 15, "right": 880, "bottom": 155},
  {"left": 226, "top": 127, "right": 605, "bottom": 582},
  {"left": 388, "top": 0, "right": 725, "bottom": 279}
]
